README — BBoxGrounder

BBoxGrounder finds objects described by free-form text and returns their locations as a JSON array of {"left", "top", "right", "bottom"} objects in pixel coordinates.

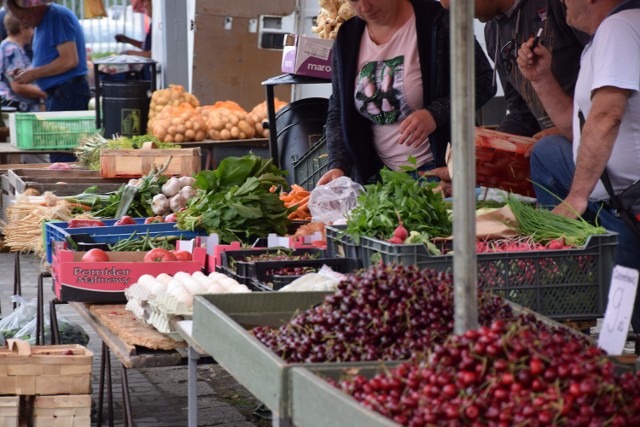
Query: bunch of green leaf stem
[
  {"left": 346, "top": 167, "right": 452, "bottom": 241},
  {"left": 176, "top": 154, "right": 294, "bottom": 243},
  {"left": 506, "top": 195, "right": 606, "bottom": 246}
]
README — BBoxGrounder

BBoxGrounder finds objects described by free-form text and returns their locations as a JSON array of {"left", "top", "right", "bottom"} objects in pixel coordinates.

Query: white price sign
[{"left": 598, "top": 266, "right": 639, "bottom": 355}]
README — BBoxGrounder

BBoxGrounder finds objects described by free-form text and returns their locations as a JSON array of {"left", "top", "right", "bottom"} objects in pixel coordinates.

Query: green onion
[{"left": 506, "top": 195, "right": 606, "bottom": 247}]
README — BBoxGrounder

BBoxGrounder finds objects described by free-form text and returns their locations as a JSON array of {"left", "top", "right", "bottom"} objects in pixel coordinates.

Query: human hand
[
  {"left": 551, "top": 194, "right": 588, "bottom": 220},
  {"left": 115, "top": 34, "right": 128, "bottom": 43},
  {"left": 428, "top": 167, "right": 452, "bottom": 197},
  {"left": 316, "top": 168, "right": 345, "bottom": 186},
  {"left": 399, "top": 109, "right": 435, "bottom": 147},
  {"left": 532, "top": 126, "right": 562, "bottom": 141},
  {"left": 516, "top": 36, "right": 553, "bottom": 85},
  {"left": 13, "top": 68, "right": 36, "bottom": 85}
]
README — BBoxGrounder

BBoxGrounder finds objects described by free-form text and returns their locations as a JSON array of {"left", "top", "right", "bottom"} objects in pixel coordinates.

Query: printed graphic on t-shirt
[{"left": 355, "top": 56, "right": 411, "bottom": 126}]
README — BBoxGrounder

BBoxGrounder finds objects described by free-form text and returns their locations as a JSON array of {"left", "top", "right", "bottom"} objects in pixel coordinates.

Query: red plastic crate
[{"left": 475, "top": 127, "right": 536, "bottom": 197}]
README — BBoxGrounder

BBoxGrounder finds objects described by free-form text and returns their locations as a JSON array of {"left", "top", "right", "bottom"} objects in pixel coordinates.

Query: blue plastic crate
[
  {"left": 43, "top": 218, "right": 204, "bottom": 264},
  {"left": 360, "top": 233, "right": 618, "bottom": 320}
]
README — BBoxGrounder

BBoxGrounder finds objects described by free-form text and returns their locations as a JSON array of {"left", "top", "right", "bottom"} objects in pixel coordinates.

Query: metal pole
[{"left": 451, "top": 0, "right": 478, "bottom": 333}]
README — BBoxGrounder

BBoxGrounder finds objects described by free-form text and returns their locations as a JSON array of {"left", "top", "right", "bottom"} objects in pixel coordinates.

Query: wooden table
[
  {"left": 70, "top": 302, "right": 189, "bottom": 427},
  {"left": 0, "top": 142, "right": 73, "bottom": 164}
]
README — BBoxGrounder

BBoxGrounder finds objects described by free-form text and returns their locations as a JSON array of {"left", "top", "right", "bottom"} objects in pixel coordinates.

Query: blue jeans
[
  {"left": 530, "top": 135, "right": 640, "bottom": 330},
  {"left": 45, "top": 76, "right": 91, "bottom": 163}
]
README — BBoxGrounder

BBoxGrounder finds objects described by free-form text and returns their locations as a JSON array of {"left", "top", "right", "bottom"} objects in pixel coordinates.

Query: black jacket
[
  {"left": 325, "top": 0, "right": 496, "bottom": 184},
  {"left": 485, "top": 0, "right": 589, "bottom": 136}
]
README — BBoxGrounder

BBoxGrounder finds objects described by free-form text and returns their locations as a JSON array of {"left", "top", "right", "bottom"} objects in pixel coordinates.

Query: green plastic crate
[{"left": 10, "top": 111, "right": 98, "bottom": 150}]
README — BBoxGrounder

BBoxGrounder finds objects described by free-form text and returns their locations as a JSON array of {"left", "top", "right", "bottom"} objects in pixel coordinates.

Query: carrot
[
  {"left": 288, "top": 211, "right": 299, "bottom": 220},
  {"left": 296, "top": 195, "right": 310, "bottom": 207},
  {"left": 296, "top": 210, "right": 311, "bottom": 220},
  {"left": 291, "top": 184, "right": 306, "bottom": 192}
]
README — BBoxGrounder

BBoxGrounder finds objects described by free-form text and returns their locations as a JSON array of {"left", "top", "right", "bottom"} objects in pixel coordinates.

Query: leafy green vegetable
[
  {"left": 346, "top": 168, "right": 452, "bottom": 241},
  {"left": 178, "top": 154, "right": 294, "bottom": 244}
]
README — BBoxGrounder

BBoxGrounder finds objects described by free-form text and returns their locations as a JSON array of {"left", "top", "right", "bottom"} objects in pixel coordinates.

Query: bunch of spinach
[
  {"left": 346, "top": 168, "right": 452, "bottom": 241},
  {"left": 177, "top": 154, "right": 293, "bottom": 243}
]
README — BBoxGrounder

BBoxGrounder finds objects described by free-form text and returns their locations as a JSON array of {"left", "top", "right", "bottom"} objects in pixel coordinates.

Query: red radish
[
  {"left": 387, "top": 236, "right": 404, "bottom": 244},
  {"left": 392, "top": 209, "right": 409, "bottom": 241},
  {"left": 547, "top": 237, "right": 565, "bottom": 250}
]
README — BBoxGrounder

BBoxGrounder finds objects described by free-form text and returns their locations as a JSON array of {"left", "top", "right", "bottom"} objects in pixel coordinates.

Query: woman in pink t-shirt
[{"left": 318, "top": 0, "right": 495, "bottom": 185}]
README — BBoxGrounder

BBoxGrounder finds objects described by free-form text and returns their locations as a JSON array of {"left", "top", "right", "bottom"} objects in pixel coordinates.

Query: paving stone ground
[{"left": 0, "top": 251, "right": 270, "bottom": 427}]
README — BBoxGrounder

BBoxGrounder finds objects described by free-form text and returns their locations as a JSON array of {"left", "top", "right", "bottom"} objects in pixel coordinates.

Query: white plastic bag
[
  {"left": 0, "top": 296, "right": 37, "bottom": 344},
  {"left": 308, "top": 176, "right": 364, "bottom": 224}
]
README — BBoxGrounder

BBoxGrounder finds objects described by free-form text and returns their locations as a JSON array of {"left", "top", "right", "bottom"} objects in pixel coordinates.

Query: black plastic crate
[
  {"left": 249, "top": 257, "right": 357, "bottom": 291},
  {"left": 325, "top": 225, "right": 362, "bottom": 268},
  {"left": 219, "top": 247, "right": 325, "bottom": 285},
  {"left": 292, "top": 136, "right": 328, "bottom": 190},
  {"left": 360, "top": 233, "right": 618, "bottom": 321}
]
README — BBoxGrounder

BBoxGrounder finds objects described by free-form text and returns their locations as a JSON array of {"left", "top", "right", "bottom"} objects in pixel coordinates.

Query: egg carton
[
  {"left": 125, "top": 282, "right": 156, "bottom": 304},
  {"left": 152, "top": 292, "right": 193, "bottom": 316},
  {"left": 147, "top": 310, "right": 184, "bottom": 342},
  {"left": 125, "top": 298, "right": 153, "bottom": 324}
]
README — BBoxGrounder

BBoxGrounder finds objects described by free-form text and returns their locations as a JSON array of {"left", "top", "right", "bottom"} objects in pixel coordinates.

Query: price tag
[{"left": 598, "top": 265, "right": 639, "bottom": 355}]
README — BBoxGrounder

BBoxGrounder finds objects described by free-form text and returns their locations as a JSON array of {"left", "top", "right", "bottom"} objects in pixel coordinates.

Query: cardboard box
[
  {"left": 51, "top": 245, "right": 206, "bottom": 302},
  {"left": 0, "top": 341, "right": 92, "bottom": 396},
  {"left": 281, "top": 34, "right": 333, "bottom": 79}
]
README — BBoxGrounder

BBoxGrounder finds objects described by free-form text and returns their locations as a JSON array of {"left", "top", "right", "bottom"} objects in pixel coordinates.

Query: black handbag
[{"left": 601, "top": 170, "right": 640, "bottom": 240}]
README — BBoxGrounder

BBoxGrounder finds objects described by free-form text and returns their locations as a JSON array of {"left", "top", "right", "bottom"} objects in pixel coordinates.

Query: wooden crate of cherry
[{"left": 475, "top": 127, "right": 536, "bottom": 197}]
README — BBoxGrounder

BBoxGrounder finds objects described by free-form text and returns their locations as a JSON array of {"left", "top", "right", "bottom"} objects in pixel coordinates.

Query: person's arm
[
  {"left": 115, "top": 34, "right": 143, "bottom": 49},
  {"left": 13, "top": 41, "right": 79, "bottom": 84},
  {"left": 10, "top": 81, "right": 47, "bottom": 100},
  {"left": 517, "top": 40, "right": 574, "bottom": 139},
  {"left": 553, "top": 86, "right": 630, "bottom": 218},
  {"left": 319, "top": 44, "right": 352, "bottom": 186}
]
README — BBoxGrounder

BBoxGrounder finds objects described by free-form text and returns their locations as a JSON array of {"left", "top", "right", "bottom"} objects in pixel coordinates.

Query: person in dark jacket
[
  {"left": 441, "top": 0, "right": 589, "bottom": 139},
  {"left": 317, "top": 0, "right": 496, "bottom": 186}
]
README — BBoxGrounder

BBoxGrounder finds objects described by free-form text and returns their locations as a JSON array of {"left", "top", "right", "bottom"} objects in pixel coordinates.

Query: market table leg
[
  {"left": 188, "top": 345, "right": 200, "bottom": 427},
  {"left": 272, "top": 415, "right": 292, "bottom": 427},
  {"left": 97, "top": 343, "right": 106, "bottom": 427},
  {"left": 121, "top": 364, "right": 134, "bottom": 427},
  {"left": 12, "top": 252, "right": 21, "bottom": 311}
]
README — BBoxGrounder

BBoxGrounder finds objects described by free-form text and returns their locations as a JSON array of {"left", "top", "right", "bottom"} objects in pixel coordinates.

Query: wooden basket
[
  {"left": 99, "top": 147, "right": 201, "bottom": 178},
  {"left": 0, "top": 340, "right": 92, "bottom": 396},
  {"left": 32, "top": 395, "right": 91, "bottom": 427},
  {"left": 0, "top": 396, "right": 18, "bottom": 427}
]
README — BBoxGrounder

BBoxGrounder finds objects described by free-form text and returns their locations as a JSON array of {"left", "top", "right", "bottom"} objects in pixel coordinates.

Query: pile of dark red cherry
[{"left": 253, "top": 264, "right": 640, "bottom": 426}]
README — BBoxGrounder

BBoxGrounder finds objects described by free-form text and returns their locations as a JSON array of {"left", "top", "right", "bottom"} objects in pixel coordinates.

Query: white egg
[
  {"left": 175, "top": 292, "right": 193, "bottom": 309},
  {"left": 218, "top": 276, "right": 239, "bottom": 290},
  {"left": 227, "top": 284, "right": 251, "bottom": 293},
  {"left": 150, "top": 281, "right": 167, "bottom": 295},
  {"left": 156, "top": 273, "right": 173, "bottom": 285},
  {"left": 184, "top": 281, "right": 205, "bottom": 295},
  {"left": 194, "top": 275, "right": 211, "bottom": 287},
  {"left": 191, "top": 271, "right": 207, "bottom": 280},
  {"left": 167, "top": 280, "right": 186, "bottom": 296},
  {"left": 208, "top": 272, "right": 227, "bottom": 283},
  {"left": 137, "top": 274, "right": 156, "bottom": 288},
  {"left": 206, "top": 283, "right": 225, "bottom": 294}
]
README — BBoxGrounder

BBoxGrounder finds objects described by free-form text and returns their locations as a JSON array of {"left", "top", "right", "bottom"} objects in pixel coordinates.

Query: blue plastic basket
[{"left": 43, "top": 218, "right": 204, "bottom": 264}]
